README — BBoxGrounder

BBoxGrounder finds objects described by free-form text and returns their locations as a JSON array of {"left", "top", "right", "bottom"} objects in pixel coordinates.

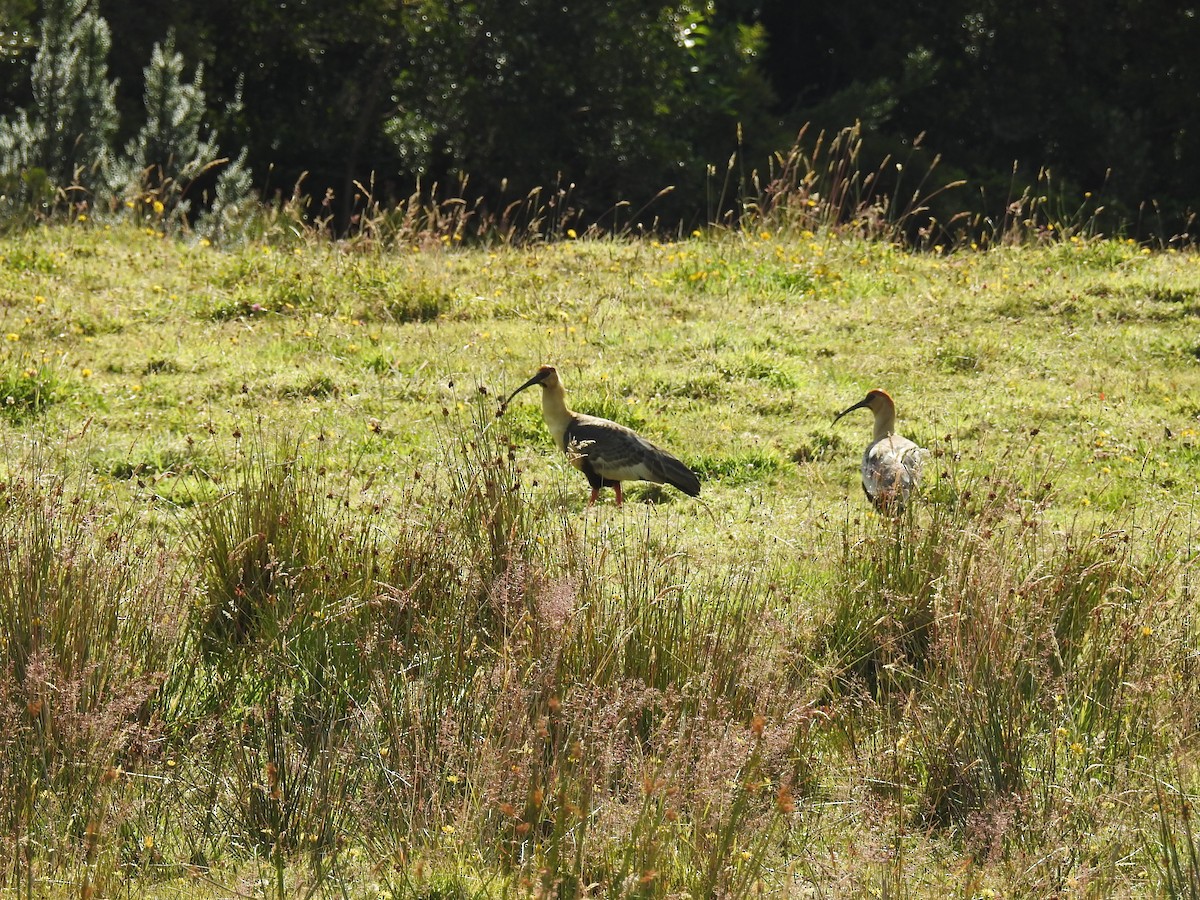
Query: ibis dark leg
[
  {"left": 614, "top": 483, "right": 624, "bottom": 507},
  {"left": 581, "top": 463, "right": 605, "bottom": 508}
]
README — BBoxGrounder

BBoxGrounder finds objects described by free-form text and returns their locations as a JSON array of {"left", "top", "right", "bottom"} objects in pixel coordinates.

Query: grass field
[{"left": 1, "top": 220, "right": 1200, "bottom": 897}]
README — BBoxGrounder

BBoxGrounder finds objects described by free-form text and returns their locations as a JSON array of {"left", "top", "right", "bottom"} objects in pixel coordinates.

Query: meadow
[{"left": 1, "top": 216, "right": 1199, "bottom": 898}]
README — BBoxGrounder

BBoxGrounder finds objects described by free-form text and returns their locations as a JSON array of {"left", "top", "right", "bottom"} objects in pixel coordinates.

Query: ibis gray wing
[{"left": 568, "top": 416, "right": 700, "bottom": 496}]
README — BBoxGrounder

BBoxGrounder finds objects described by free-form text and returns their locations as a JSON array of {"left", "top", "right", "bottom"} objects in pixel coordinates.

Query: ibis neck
[
  {"left": 541, "top": 384, "right": 573, "bottom": 451},
  {"left": 873, "top": 406, "right": 897, "bottom": 442}
]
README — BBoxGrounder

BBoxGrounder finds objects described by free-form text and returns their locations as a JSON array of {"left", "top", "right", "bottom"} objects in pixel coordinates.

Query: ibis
[
  {"left": 503, "top": 365, "right": 701, "bottom": 507},
  {"left": 833, "top": 389, "right": 927, "bottom": 512}
]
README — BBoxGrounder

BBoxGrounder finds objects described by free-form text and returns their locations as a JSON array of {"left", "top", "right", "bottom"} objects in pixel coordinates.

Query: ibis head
[
  {"left": 834, "top": 389, "right": 897, "bottom": 442},
  {"left": 502, "top": 364, "right": 700, "bottom": 507},
  {"left": 505, "top": 364, "right": 560, "bottom": 406}
]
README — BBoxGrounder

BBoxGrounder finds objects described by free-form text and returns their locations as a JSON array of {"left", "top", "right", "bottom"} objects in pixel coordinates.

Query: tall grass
[
  {"left": 711, "top": 122, "right": 1130, "bottom": 250},
  {"left": 815, "top": 441, "right": 1195, "bottom": 888},
  {"left": 1, "top": 380, "right": 1196, "bottom": 896},
  {"left": 732, "top": 122, "right": 968, "bottom": 246},
  {"left": 1153, "top": 761, "right": 1200, "bottom": 899},
  {"left": 119, "top": 395, "right": 803, "bottom": 897},
  {"left": 9, "top": 118, "right": 1131, "bottom": 253},
  {"left": 0, "top": 457, "right": 184, "bottom": 897},
  {"left": 262, "top": 171, "right": 595, "bottom": 249}
]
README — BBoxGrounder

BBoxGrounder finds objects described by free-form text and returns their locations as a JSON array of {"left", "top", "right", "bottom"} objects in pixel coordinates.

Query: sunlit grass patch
[
  {"left": 663, "top": 243, "right": 823, "bottom": 297},
  {"left": 648, "top": 371, "right": 728, "bottom": 401},
  {"left": 790, "top": 429, "right": 848, "bottom": 464},
  {"left": 89, "top": 441, "right": 214, "bottom": 483},
  {"left": 207, "top": 288, "right": 279, "bottom": 320},
  {"left": 690, "top": 448, "right": 786, "bottom": 485},
  {"left": 1044, "top": 236, "right": 1142, "bottom": 270},
  {"left": 140, "top": 356, "right": 181, "bottom": 376},
  {"left": 0, "top": 241, "right": 58, "bottom": 274},
  {"left": 0, "top": 360, "right": 69, "bottom": 421},
  {"left": 932, "top": 340, "right": 986, "bottom": 373},
  {"left": 496, "top": 400, "right": 546, "bottom": 448},
  {"left": 277, "top": 374, "right": 340, "bottom": 399},
  {"left": 343, "top": 267, "right": 448, "bottom": 323}
]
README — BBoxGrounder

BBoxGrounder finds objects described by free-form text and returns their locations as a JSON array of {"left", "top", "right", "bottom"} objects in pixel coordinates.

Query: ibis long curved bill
[
  {"left": 834, "top": 388, "right": 927, "bottom": 512},
  {"left": 503, "top": 365, "right": 701, "bottom": 507}
]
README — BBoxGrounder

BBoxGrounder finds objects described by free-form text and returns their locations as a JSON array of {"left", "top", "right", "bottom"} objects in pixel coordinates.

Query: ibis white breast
[{"left": 862, "top": 434, "right": 927, "bottom": 509}]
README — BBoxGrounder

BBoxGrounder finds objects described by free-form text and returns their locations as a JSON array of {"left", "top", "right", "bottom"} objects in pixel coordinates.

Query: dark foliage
[
  {"left": 760, "top": 0, "right": 1200, "bottom": 240},
  {"left": 3, "top": 0, "right": 1198, "bottom": 238}
]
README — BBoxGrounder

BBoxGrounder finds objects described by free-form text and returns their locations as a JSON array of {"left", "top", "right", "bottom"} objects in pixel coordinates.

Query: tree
[
  {"left": 91, "top": 0, "right": 778, "bottom": 231},
  {"left": 100, "top": 0, "right": 420, "bottom": 221},
  {"left": 0, "top": 0, "right": 119, "bottom": 205},
  {"left": 110, "top": 33, "right": 221, "bottom": 220},
  {"left": 757, "top": 0, "right": 1200, "bottom": 240},
  {"left": 0, "top": 0, "right": 38, "bottom": 109},
  {"left": 388, "top": 0, "right": 776, "bottom": 227}
]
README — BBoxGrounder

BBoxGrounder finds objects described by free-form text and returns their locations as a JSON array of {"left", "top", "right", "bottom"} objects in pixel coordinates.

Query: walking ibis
[
  {"left": 833, "top": 389, "right": 927, "bottom": 512},
  {"left": 503, "top": 365, "right": 701, "bottom": 507}
]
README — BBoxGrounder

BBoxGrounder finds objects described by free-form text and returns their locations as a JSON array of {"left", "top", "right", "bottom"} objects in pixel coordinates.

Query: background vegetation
[
  {"left": 3, "top": 1, "right": 1200, "bottom": 897},
  {"left": 2, "top": 0, "right": 1199, "bottom": 239},
  {"left": 0, "top": 202, "right": 1199, "bottom": 895}
]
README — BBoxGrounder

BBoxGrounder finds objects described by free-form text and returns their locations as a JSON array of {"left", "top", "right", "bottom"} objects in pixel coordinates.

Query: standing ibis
[
  {"left": 833, "top": 389, "right": 927, "bottom": 512},
  {"left": 503, "top": 365, "right": 701, "bottom": 507}
]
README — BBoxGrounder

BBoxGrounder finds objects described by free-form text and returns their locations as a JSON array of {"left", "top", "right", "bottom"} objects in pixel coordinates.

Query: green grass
[{"left": 1, "top": 222, "right": 1200, "bottom": 897}]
